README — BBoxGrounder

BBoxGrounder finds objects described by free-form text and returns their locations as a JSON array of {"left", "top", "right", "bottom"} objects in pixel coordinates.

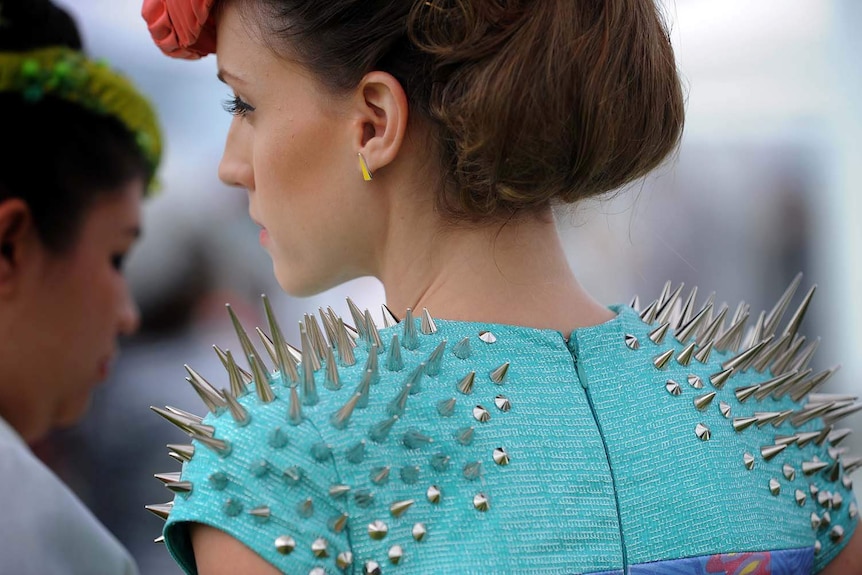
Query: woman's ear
[
  {"left": 352, "top": 71, "right": 410, "bottom": 177},
  {"left": 0, "top": 199, "right": 34, "bottom": 296}
]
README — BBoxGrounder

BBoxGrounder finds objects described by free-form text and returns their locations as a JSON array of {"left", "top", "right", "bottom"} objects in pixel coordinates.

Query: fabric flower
[{"left": 141, "top": 0, "right": 217, "bottom": 60}]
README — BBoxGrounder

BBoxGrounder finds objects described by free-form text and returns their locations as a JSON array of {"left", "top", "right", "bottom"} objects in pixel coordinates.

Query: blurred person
[
  {"left": 0, "top": 0, "right": 161, "bottom": 572},
  {"left": 142, "top": 0, "right": 859, "bottom": 573}
]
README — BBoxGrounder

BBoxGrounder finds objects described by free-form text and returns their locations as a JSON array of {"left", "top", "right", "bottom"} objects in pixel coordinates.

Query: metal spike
[
  {"left": 782, "top": 284, "right": 816, "bottom": 341},
  {"left": 368, "top": 520, "right": 388, "bottom": 540},
  {"left": 463, "top": 461, "right": 483, "bottom": 480},
  {"left": 300, "top": 323, "right": 321, "bottom": 373},
  {"left": 437, "top": 398, "right": 456, "bottom": 417},
  {"left": 823, "top": 403, "right": 862, "bottom": 425},
  {"left": 455, "top": 426, "right": 475, "bottom": 446},
  {"left": 430, "top": 452, "right": 450, "bottom": 472},
  {"left": 402, "top": 429, "right": 433, "bottom": 449},
  {"left": 688, "top": 374, "right": 704, "bottom": 389},
  {"left": 803, "top": 459, "right": 829, "bottom": 475},
  {"left": 815, "top": 425, "right": 833, "bottom": 446},
  {"left": 151, "top": 406, "right": 199, "bottom": 435},
  {"left": 493, "top": 447, "right": 510, "bottom": 466},
  {"left": 489, "top": 362, "right": 510, "bottom": 384},
  {"left": 791, "top": 401, "right": 836, "bottom": 427},
  {"left": 425, "top": 341, "right": 447, "bottom": 376},
  {"left": 166, "top": 443, "right": 194, "bottom": 463},
  {"left": 221, "top": 388, "right": 250, "bottom": 426},
  {"left": 183, "top": 365, "right": 226, "bottom": 413},
  {"left": 742, "top": 311, "right": 766, "bottom": 352},
  {"left": 329, "top": 513, "right": 349, "bottom": 534},
  {"left": 346, "top": 298, "right": 369, "bottom": 341},
  {"left": 653, "top": 349, "right": 674, "bottom": 370},
  {"left": 320, "top": 347, "right": 340, "bottom": 391},
  {"left": 743, "top": 453, "right": 755, "bottom": 470},
  {"left": 412, "top": 522, "right": 428, "bottom": 540},
  {"left": 457, "top": 371, "right": 476, "bottom": 395},
  {"left": 473, "top": 494, "right": 490, "bottom": 512},
  {"left": 402, "top": 308, "right": 418, "bottom": 350},
  {"left": 166, "top": 481, "right": 193, "bottom": 495},
  {"left": 714, "top": 311, "right": 749, "bottom": 353},
  {"left": 695, "top": 423, "right": 711, "bottom": 441},
  {"left": 753, "top": 371, "right": 798, "bottom": 401},
  {"left": 328, "top": 484, "right": 351, "bottom": 499},
  {"left": 709, "top": 367, "right": 734, "bottom": 389},
  {"left": 386, "top": 335, "right": 404, "bottom": 372},
  {"left": 761, "top": 444, "right": 788, "bottom": 461},
  {"left": 676, "top": 342, "right": 697, "bottom": 366},
  {"left": 764, "top": 273, "right": 802, "bottom": 337},
  {"left": 775, "top": 434, "right": 800, "bottom": 446},
  {"left": 665, "top": 380, "right": 682, "bottom": 396},
  {"left": 388, "top": 384, "right": 412, "bottom": 416},
  {"left": 364, "top": 345, "right": 380, "bottom": 384},
  {"left": 193, "top": 434, "right": 231, "bottom": 457},
  {"left": 288, "top": 384, "right": 303, "bottom": 426},
  {"left": 824, "top": 460, "right": 842, "bottom": 483},
  {"left": 226, "top": 303, "right": 268, "bottom": 373},
  {"left": 676, "top": 301, "right": 713, "bottom": 344},
  {"left": 676, "top": 286, "right": 699, "bottom": 330},
  {"left": 336, "top": 318, "right": 356, "bottom": 367},
  {"left": 145, "top": 503, "right": 173, "bottom": 521},
  {"left": 656, "top": 282, "right": 684, "bottom": 324},
  {"left": 630, "top": 294, "right": 641, "bottom": 311},
  {"left": 828, "top": 428, "right": 852, "bottom": 446},
  {"left": 472, "top": 405, "right": 491, "bottom": 422},
  {"left": 405, "top": 362, "right": 425, "bottom": 395},
  {"left": 789, "top": 368, "right": 839, "bottom": 403},
  {"left": 772, "top": 369, "right": 811, "bottom": 400},
  {"left": 262, "top": 295, "right": 299, "bottom": 384},
  {"left": 318, "top": 308, "right": 338, "bottom": 349},
  {"left": 754, "top": 411, "right": 781, "bottom": 427},
  {"left": 218, "top": 351, "right": 246, "bottom": 400},
  {"left": 426, "top": 485, "right": 441, "bottom": 504},
  {"left": 306, "top": 313, "right": 329, "bottom": 359},
  {"left": 355, "top": 369, "right": 373, "bottom": 408},
  {"left": 365, "top": 309, "right": 384, "bottom": 352},
  {"left": 453, "top": 337, "right": 472, "bottom": 359},
  {"left": 369, "top": 415, "right": 399, "bottom": 443},
  {"left": 299, "top": 332, "right": 319, "bottom": 406},
  {"left": 793, "top": 431, "right": 821, "bottom": 448},
  {"left": 274, "top": 535, "right": 296, "bottom": 555},
  {"left": 387, "top": 545, "right": 403, "bottom": 566},
  {"left": 163, "top": 406, "right": 202, "bottom": 424},
  {"left": 789, "top": 337, "right": 820, "bottom": 373},
  {"left": 810, "top": 512, "right": 822, "bottom": 530},
  {"left": 371, "top": 466, "right": 390, "bottom": 485},
  {"left": 697, "top": 306, "right": 728, "bottom": 347},
  {"left": 248, "top": 355, "right": 276, "bottom": 403},
  {"left": 768, "top": 478, "right": 781, "bottom": 496},
  {"left": 639, "top": 300, "right": 659, "bottom": 324},
  {"left": 733, "top": 417, "right": 758, "bottom": 432},
  {"left": 694, "top": 341, "right": 714, "bottom": 364},
  {"left": 214, "top": 345, "right": 253, "bottom": 385},
  {"left": 830, "top": 525, "right": 845, "bottom": 544},
  {"left": 420, "top": 308, "right": 437, "bottom": 335},
  {"left": 381, "top": 304, "right": 398, "bottom": 328},
  {"left": 752, "top": 334, "right": 792, "bottom": 373},
  {"left": 390, "top": 499, "right": 414, "bottom": 518},
  {"left": 649, "top": 322, "right": 670, "bottom": 345},
  {"left": 154, "top": 471, "right": 182, "bottom": 484},
  {"left": 624, "top": 334, "right": 640, "bottom": 350},
  {"left": 330, "top": 393, "right": 361, "bottom": 430},
  {"left": 311, "top": 537, "right": 329, "bottom": 558},
  {"left": 255, "top": 327, "right": 278, "bottom": 367},
  {"left": 694, "top": 392, "right": 716, "bottom": 411},
  {"left": 722, "top": 336, "right": 774, "bottom": 372},
  {"left": 795, "top": 489, "right": 807, "bottom": 506},
  {"left": 478, "top": 330, "right": 497, "bottom": 344},
  {"left": 771, "top": 336, "right": 807, "bottom": 375},
  {"left": 735, "top": 384, "right": 760, "bottom": 403}
]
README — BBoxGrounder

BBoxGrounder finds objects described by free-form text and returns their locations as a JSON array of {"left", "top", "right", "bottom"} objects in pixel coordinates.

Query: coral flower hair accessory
[{"left": 142, "top": 0, "right": 217, "bottom": 59}]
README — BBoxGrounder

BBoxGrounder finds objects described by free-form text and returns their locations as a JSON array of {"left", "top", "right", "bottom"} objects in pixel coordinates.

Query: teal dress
[{"left": 150, "top": 285, "right": 858, "bottom": 574}]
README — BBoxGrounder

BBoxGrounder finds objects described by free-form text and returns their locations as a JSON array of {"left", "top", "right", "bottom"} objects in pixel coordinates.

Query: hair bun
[{"left": 0, "top": 0, "right": 82, "bottom": 52}]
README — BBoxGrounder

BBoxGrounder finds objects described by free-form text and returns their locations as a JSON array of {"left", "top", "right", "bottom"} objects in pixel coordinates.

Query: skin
[
  {"left": 196, "top": 2, "right": 862, "bottom": 572},
  {"left": 0, "top": 181, "right": 142, "bottom": 443}
]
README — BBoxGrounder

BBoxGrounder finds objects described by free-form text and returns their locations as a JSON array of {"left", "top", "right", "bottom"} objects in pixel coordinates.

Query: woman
[
  {"left": 0, "top": 1, "right": 161, "bottom": 572},
  {"left": 142, "top": 0, "right": 859, "bottom": 573}
]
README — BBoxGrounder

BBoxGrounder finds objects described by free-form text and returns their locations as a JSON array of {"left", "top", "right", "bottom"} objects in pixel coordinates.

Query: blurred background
[{"left": 37, "top": 0, "right": 862, "bottom": 573}]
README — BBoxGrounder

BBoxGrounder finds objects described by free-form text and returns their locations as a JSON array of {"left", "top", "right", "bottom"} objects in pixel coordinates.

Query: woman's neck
[{"left": 376, "top": 207, "right": 615, "bottom": 336}]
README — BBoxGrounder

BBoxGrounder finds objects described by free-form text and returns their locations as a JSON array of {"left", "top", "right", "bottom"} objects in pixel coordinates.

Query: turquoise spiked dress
[{"left": 150, "top": 280, "right": 859, "bottom": 575}]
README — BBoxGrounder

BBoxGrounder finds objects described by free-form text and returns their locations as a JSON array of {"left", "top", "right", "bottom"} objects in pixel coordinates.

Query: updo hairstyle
[{"left": 235, "top": 0, "right": 685, "bottom": 221}]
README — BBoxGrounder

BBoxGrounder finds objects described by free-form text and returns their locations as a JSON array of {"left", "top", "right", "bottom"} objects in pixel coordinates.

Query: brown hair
[{"left": 238, "top": 0, "right": 684, "bottom": 220}]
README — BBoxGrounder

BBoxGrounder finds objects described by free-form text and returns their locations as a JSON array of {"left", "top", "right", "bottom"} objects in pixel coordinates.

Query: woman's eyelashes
[{"left": 222, "top": 94, "right": 255, "bottom": 117}]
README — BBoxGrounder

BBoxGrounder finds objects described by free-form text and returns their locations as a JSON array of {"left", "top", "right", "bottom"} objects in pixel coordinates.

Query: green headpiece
[{"left": 0, "top": 46, "right": 162, "bottom": 190}]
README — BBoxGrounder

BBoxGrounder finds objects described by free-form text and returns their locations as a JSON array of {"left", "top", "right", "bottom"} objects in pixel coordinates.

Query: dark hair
[
  {"left": 0, "top": 1, "right": 152, "bottom": 252},
  {"left": 235, "top": 0, "right": 685, "bottom": 221}
]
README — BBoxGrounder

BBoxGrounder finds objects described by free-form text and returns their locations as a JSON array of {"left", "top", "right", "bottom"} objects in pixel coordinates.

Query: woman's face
[
  {"left": 1, "top": 181, "right": 142, "bottom": 442},
  {"left": 215, "top": 3, "right": 384, "bottom": 296}
]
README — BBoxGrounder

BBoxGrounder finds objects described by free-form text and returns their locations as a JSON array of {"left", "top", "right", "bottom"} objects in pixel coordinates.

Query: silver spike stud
[
  {"left": 183, "top": 366, "right": 226, "bottom": 414},
  {"left": 425, "top": 341, "right": 447, "bottom": 376},
  {"left": 288, "top": 384, "right": 303, "bottom": 426},
  {"left": 828, "top": 428, "right": 853, "bottom": 446},
  {"left": 493, "top": 447, "right": 510, "bottom": 466},
  {"left": 368, "top": 520, "right": 389, "bottom": 540},
  {"left": 437, "top": 398, "right": 456, "bottom": 417},
  {"left": 328, "top": 513, "right": 349, "bottom": 534},
  {"left": 402, "top": 309, "right": 419, "bottom": 350},
  {"left": 803, "top": 460, "right": 829, "bottom": 475},
  {"left": 226, "top": 303, "right": 268, "bottom": 373},
  {"left": 371, "top": 466, "right": 390, "bottom": 486},
  {"left": 224, "top": 351, "right": 249, "bottom": 399},
  {"left": 666, "top": 380, "right": 682, "bottom": 396},
  {"left": 427, "top": 485, "right": 441, "bottom": 504},
  {"left": 150, "top": 406, "right": 203, "bottom": 435},
  {"left": 719, "top": 401, "right": 731, "bottom": 418},
  {"left": 336, "top": 551, "right": 354, "bottom": 569},
  {"left": 697, "top": 306, "right": 728, "bottom": 347},
  {"left": 390, "top": 499, "right": 414, "bottom": 518},
  {"left": 381, "top": 304, "right": 398, "bottom": 327},
  {"left": 249, "top": 354, "right": 276, "bottom": 403},
  {"left": 783, "top": 284, "right": 816, "bottom": 341},
  {"left": 412, "top": 522, "right": 427, "bottom": 541},
  {"left": 388, "top": 383, "right": 412, "bottom": 416},
  {"left": 676, "top": 286, "right": 699, "bottom": 331},
  {"left": 222, "top": 388, "right": 250, "bottom": 426},
  {"left": 769, "top": 478, "right": 781, "bottom": 496},
  {"left": 453, "top": 337, "right": 472, "bottom": 359},
  {"left": 144, "top": 503, "right": 173, "bottom": 521},
  {"left": 688, "top": 374, "right": 704, "bottom": 389},
  {"left": 323, "top": 346, "right": 341, "bottom": 391},
  {"left": 296, "top": 498, "right": 314, "bottom": 518},
  {"left": 639, "top": 300, "right": 659, "bottom": 325},
  {"left": 402, "top": 429, "right": 433, "bottom": 449},
  {"left": 405, "top": 362, "right": 425, "bottom": 395},
  {"left": 386, "top": 334, "right": 404, "bottom": 372},
  {"left": 676, "top": 301, "right": 712, "bottom": 344},
  {"left": 695, "top": 423, "right": 711, "bottom": 441},
  {"left": 783, "top": 464, "right": 797, "bottom": 481},
  {"left": 456, "top": 426, "right": 475, "bottom": 446},
  {"left": 458, "top": 372, "right": 476, "bottom": 395},
  {"left": 743, "top": 453, "right": 755, "bottom": 470},
  {"left": 336, "top": 318, "right": 356, "bottom": 367},
  {"left": 154, "top": 472, "right": 181, "bottom": 484},
  {"left": 495, "top": 395, "right": 511, "bottom": 412},
  {"left": 473, "top": 494, "right": 490, "bottom": 512},
  {"left": 463, "top": 461, "right": 482, "bottom": 480},
  {"left": 694, "top": 341, "right": 714, "bottom": 364},
  {"left": 364, "top": 309, "right": 384, "bottom": 352},
  {"left": 843, "top": 456, "right": 862, "bottom": 474},
  {"left": 653, "top": 349, "right": 675, "bottom": 370},
  {"left": 709, "top": 368, "right": 734, "bottom": 390},
  {"left": 830, "top": 525, "right": 845, "bottom": 543},
  {"left": 694, "top": 392, "right": 716, "bottom": 411},
  {"left": 364, "top": 561, "right": 382, "bottom": 575},
  {"left": 299, "top": 327, "right": 320, "bottom": 405},
  {"left": 489, "top": 362, "right": 510, "bottom": 384},
  {"left": 346, "top": 298, "right": 369, "bottom": 342},
  {"left": 478, "top": 330, "right": 497, "bottom": 344},
  {"left": 795, "top": 489, "right": 807, "bottom": 506},
  {"left": 420, "top": 308, "right": 437, "bottom": 334},
  {"left": 733, "top": 417, "right": 758, "bottom": 432},
  {"left": 649, "top": 322, "right": 670, "bottom": 345},
  {"left": 311, "top": 537, "right": 329, "bottom": 558},
  {"left": 676, "top": 342, "right": 697, "bottom": 366},
  {"left": 722, "top": 336, "right": 774, "bottom": 372},
  {"left": 214, "top": 345, "right": 252, "bottom": 385},
  {"left": 355, "top": 370, "right": 373, "bottom": 409},
  {"left": 624, "top": 334, "right": 640, "bottom": 350},
  {"left": 166, "top": 443, "right": 194, "bottom": 463},
  {"left": 330, "top": 393, "right": 361, "bottom": 430},
  {"left": 764, "top": 273, "right": 802, "bottom": 337},
  {"left": 193, "top": 435, "right": 231, "bottom": 457},
  {"left": 473, "top": 405, "right": 491, "bottom": 422},
  {"left": 369, "top": 416, "right": 399, "bottom": 443},
  {"left": 388, "top": 545, "right": 403, "bottom": 565},
  {"left": 255, "top": 327, "right": 278, "bottom": 367},
  {"left": 249, "top": 506, "right": 271, "bottom": 523}
]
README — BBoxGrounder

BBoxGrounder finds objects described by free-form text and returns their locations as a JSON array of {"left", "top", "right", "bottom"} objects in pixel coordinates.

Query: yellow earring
[{"left": 358, "top": 152, "right": 374, "bottom": 181}]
